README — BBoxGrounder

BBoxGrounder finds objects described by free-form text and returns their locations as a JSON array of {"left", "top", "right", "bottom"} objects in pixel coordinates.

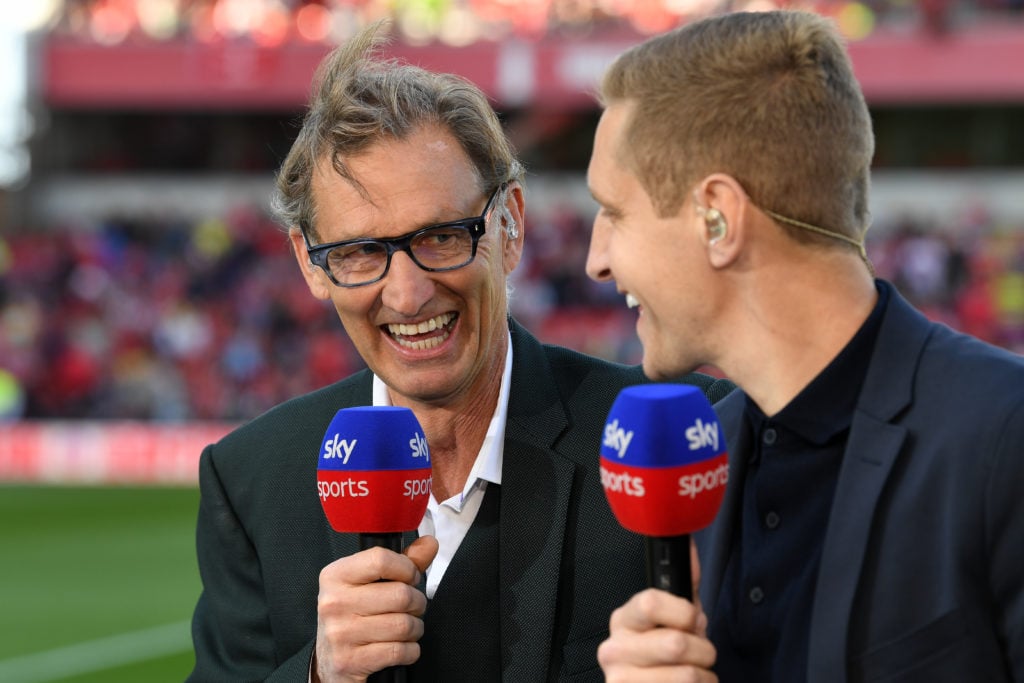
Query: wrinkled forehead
[{"left": 308, "top": 131, "right": 485, "bottom": 242}]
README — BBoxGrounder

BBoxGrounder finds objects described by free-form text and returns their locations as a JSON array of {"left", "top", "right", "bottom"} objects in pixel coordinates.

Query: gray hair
[{"left": 272, "top": 21, "right": 525, "bottom": 242}]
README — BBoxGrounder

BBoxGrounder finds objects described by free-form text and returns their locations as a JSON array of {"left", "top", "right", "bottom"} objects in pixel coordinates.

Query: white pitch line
[{"left": 0, "top": 620, "right": 192, "bottom": 683}]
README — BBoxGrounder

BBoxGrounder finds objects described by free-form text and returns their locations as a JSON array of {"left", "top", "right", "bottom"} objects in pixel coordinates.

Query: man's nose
[
  {"left": 585, "top": 222, "right": 612, "bottom": 283},
  {"left": 379, "top": 251, "right": 436, "bottom": 316}
]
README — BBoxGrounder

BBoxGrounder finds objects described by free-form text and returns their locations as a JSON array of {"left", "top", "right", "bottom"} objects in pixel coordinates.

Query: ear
[
  {"left": 692, "top": 173, "right": 749, "bottom": 270},
  {"left": 500, "top": 182, "right": 526, "bottom": 275},
  {"left": 288, "top": 227, "right": 332, "bottom": 300}
]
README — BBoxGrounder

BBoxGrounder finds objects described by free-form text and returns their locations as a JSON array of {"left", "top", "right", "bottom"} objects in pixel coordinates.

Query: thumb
[{"left": 405, "top": 535, "right": 439, "bottom": 576}]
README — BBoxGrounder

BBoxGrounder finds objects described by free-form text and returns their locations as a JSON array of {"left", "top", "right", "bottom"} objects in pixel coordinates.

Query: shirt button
[
  {"left": 765, "top": 511, "right": 780, "bottom": 529},
  {"left": 762, "top": 428, "right": 777, "bottom": 446},
  {"left": 749, "top": 586, "right": 765, "bottom": 604}
]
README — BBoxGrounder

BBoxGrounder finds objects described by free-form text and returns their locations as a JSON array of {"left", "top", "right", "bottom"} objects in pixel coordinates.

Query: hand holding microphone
[
  {"left": 314, "top": 407, "right": 437, "bottom": 683},
  {"left": 598, "top": 384, "right": 727, "bottom": 680}
]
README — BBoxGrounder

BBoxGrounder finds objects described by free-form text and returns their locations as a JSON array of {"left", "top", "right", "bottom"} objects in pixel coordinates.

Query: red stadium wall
[
  {"left": 0, "top": 422, "right": 236, "bottom": 484},
  {"left": 39, "top": 21, "right": 1024, "bottom": 110}
]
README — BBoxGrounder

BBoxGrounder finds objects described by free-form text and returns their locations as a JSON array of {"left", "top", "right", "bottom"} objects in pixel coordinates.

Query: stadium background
[{"left": 0, "top": 0, "right": 1022, "bottom": 680}]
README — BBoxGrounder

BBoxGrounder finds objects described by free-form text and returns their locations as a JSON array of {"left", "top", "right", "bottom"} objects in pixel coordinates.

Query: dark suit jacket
[
  {"left": 697, "top": 282, "right": 1024, "bottom": 682},
  {"left": 189, "top": 319, "right": 734, "bottom": 682}
]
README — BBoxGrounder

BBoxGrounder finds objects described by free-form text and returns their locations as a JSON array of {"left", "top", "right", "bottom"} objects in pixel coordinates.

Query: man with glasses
[
  {"left": 187, "top": 22, "right": 732, "bottom": 683},
  {"left": 586, "top": 10, "right": 1024, "bottom": 682}
]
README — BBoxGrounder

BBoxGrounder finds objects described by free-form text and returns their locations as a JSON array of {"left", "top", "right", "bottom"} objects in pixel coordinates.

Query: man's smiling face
[{"left": 291, "top": 124, "right": 523, "bottom": 406}]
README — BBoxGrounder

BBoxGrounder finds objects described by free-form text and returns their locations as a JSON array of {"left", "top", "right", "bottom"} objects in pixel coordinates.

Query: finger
[
  {"left": 322, "top": 546, "right": 421, "bottom": 587},
  {"left": 316, "top": 637, "right": 423, "bottom": 681},
  {"left": 322, "top": 610, "right": 425, "bottom": 648},
  {"left": 610, "top": 589, "right": 703, "bottom": 634},
  {"left": 404, "top": 535, "right": 439, "bottom": 578},
  {"left": 319, "top": 576, "right": 428, "bottom": 619},
  {"left": 599, "top": 626, "right": 717, "bottom": 670},
  {"left": 323, "top": 642, "right": 421, "bottom": 678}
]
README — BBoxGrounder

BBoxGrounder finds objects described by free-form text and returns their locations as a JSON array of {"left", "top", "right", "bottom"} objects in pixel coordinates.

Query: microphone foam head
[
  {"left": 317, "top": 406, "right": 432, "bottom": 533},
  {"left": 600, "top": 384, "right": 728, "bottom": 537}
]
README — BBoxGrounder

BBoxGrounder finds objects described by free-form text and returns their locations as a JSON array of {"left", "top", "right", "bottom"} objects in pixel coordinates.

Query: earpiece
[
  {"left": 704, "top": 208, "right": 727, "bottom": 244},
  {"left": 498, "top": 206, "right": 518, "bottom": 239},
  {"left": 692, "top": 189, "right": 728, "bottom": 246}
]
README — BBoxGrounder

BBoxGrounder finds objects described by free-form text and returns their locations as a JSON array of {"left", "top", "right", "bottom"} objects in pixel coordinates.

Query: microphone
[
  {"left": 599, "top": 384, "right": 728, "bottom": 600},
  {"left": 317, "top": 406, "right": 432, "bottom": 682}
]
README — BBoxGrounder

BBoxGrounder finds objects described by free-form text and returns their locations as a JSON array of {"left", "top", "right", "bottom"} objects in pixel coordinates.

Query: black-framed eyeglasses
[{"left": 304, "top": 184, "right": 506, "bottom": 288}]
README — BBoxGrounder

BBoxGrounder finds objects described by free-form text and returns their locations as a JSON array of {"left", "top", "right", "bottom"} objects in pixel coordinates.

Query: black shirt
[{"left": 709, "top": 283, "right": 889, "bottom": 682}]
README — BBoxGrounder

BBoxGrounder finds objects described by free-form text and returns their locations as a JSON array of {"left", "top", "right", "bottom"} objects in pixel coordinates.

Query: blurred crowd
[
  {"left": 1, "top": 200, "right": 1023, "bottom": 421},
  {"left": 47, "top": 0, "right": 1024, "bottom": 49}
]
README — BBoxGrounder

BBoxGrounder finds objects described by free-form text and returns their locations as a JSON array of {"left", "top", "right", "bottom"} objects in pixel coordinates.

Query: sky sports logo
[
  {"left": 603, "top": 416, "right": 720, "bottom": 459},
  {"left": 321, "top": 435, "right": 358, "bottom": 463},
  {"left": 316, "top": 475, "right": 432, "bottom": 501},
  {"left": 317, "top": 469, "right": 432, "bottom": 532},
  {"left": 599, "top": 460, "right": 728, "bottom": 499},
  {"left": 685, "top": 418, "right": 719, "bottom": 452},
  {"left": 678, "top": 462, "right": 728, "bottom": 498},
  {"left": 320, "top": 431, "right": 430, "bottom": 465},
  {"left": 599, "top": 452, "right": 729, "bottom": 536},
  {"left": 603, "top": 419, "right": 635, "bottom": 458}
]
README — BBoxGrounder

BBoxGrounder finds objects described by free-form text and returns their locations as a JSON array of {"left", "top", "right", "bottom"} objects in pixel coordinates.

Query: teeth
[
  {"left": 625, "top": 294, "right": 639, "bottom": 309},
  {"left": 386, "top": 313, "right": 455, "bottom": 342},
  {"left": 395, "top": 330, "right": 451, "bottom": 350}
]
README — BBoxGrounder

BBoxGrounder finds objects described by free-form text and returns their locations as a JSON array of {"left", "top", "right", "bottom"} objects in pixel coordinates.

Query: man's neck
[
  {"left": 720, "top": 261, "right": 877, "bottom": 417},
  {"left": 386, "top": 337, "right": 510, "bottom": 502},
  {"left": 408, "top": 391, "right": 500, "bottom": 502}
]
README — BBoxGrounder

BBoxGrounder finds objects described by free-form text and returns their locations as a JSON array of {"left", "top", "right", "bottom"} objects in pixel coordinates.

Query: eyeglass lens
[{"left": 324, "top": 225, "right": 477, "bottom": 286}]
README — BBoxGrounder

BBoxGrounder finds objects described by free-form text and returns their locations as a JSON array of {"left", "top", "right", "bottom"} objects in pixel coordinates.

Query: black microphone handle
[
  {"left": 358, "top": 532, "right": 409, "bottom": 683},
  {"left": 358, "top": 532, "right": 405, "bottom": 553},
  {"left": 645, "top": 535, "right": 693, "bottom": 601}
]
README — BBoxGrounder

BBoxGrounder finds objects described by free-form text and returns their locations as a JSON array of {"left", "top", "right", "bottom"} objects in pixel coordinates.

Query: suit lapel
[
  {"left": 807, "top": 284, "right": 932, "bottom": 683},
  {"left": 498, "top": 322, "right": 574, "bottom": 682},
  {"left": 807, "top": 415, "right": 906, "bottom": 683}
]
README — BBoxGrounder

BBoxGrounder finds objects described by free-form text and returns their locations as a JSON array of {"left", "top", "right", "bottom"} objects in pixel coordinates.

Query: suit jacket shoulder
[{"left": 816, "top": 283, "right": 1024, "bottom": 682}]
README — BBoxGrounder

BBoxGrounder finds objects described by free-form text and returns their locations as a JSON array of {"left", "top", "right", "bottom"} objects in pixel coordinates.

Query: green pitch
[{"left": 0, "top": 486, "right": 202, "bottom": 682}]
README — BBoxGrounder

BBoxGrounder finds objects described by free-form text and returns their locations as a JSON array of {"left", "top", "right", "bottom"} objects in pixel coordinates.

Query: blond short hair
[{"left": 600, "top": 10, "right": 874, "bottom": 243}]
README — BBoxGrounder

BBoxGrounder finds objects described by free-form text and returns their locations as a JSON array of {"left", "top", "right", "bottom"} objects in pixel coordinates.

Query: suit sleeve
[
  {"left": 985, "top": 396, "right": 1024, "bottom": 678},
  {"left": 188, "top": 444, "right": 314, "bottom": 682}
]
